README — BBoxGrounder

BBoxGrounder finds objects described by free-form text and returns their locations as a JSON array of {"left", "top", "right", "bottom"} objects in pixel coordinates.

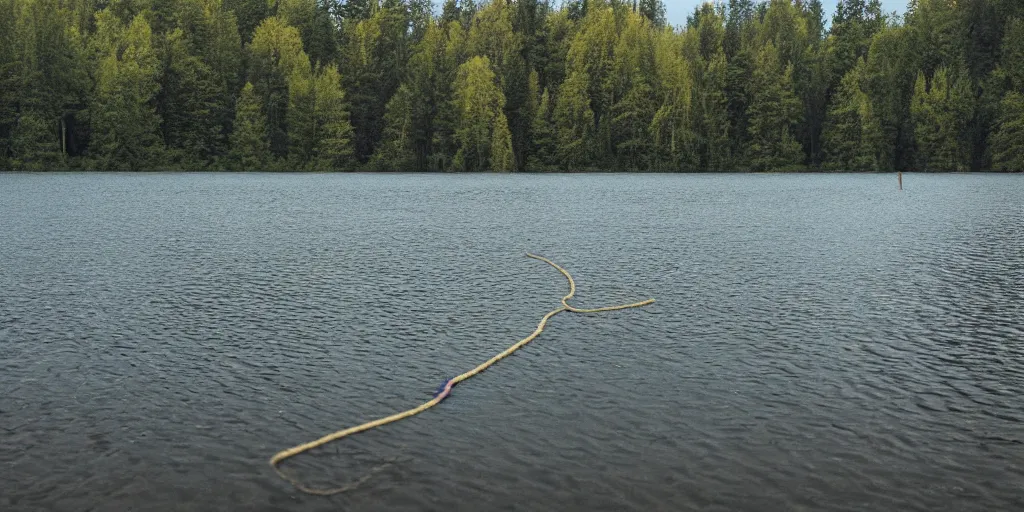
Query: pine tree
[
  {"left": 612, "top": 77, "right": 656, "bottom": 171},
  {"left": 746, "top": 43, "right": 804, "bottom": 171},
  {"left": 429, "top": 20, "right": 468, "bottom": 171},
  {"left": 724, "top": 47, "right": 754, "bottom": 169},
  {"left": 989, "top": 18, "right": 1024, "bottom": 171},
  {"left": 340, "top": 5, "right": 411, "bottom": 164},
  {"left": 553, "top": 70, "right": 595, "bottom": 171},
  {"left": 188, "top": 0, "right": 243, "bottom": 165},
  {"left": 223, "top": 0, "right": 268, "bottom": 43},
  {"left": 994, "top": 18, "right": 1024, "bottom": 93},
  {"left": 287, "top": 68, "right": 316, "bottom": 167},
  {"left": 248, "top": 16, "right": 311, "bottom": 159},
  {"left": 725, "top": 0, "right": 755, "bottom": 59},
  {"left": 468, "top": 0, "right": 528, "bottom": 170},
  {"left": 566, "top": 6, "right": 617, "bottom": 163},
  {"left": 822, "top": 59, "right": 881, "bottom": 171},
  {"left": 611, "top": 12, "right": 657, "bottom": 171},
  {"left": 286, "top": 63, "right": 355, "bottom": 171},
  {"left": 909, "top": 0, "right": 966, "bottom": 80},
  {"left": 990, "top": 92, "right": 1024, "bottom": 171},
  {"left": 399, "top": 21, "right": 446, "bottom": 170},
  {"left": 8, "top": 0, "right": 89, "bottom": 166},
  {"left": 310, "top": 65, "right": 356, "bottom": 171},
  {"left": 229, "top": 82, "right": 270, "bottom": 170},
  {"left": 911, "top": 66, "right": 973, "bottom": 171},
  {"left": 862, "top": 26, "right": 917, "bottom": 171},
  {"left": 90, "top": 12, "right": 164, "bottom": 170},
  {"left": 519, "top": 70, "right": 541, "bottom": 170},
  {"left": 651, "top": 28, "right": 694, "bottom": 170},
  {"left": 161, "top": 29, "right": 222, "bottom": 168},
  {"left": 639, "top": 0, "right": 668, "bottom": 28},
  {"left": 452, "top": 56, "right": 510, "bottom": 172},
  {"left": 490, "top": 112, "right": 515, "bottom": 172},
  {"left": 277, "top": 0, "right": 338, "bottom": 67},
  {"left": 0, "top": 0, "right": 17, "bottom": 166},
  {"left": 699, "top": 50, "right": 732, "bottom": 171},
  {"left": 10, "top": 109, "right": 63, "bottom": 170},
  {"left": 374, "top": 84, "right": 417, "bottom": 171},
  {"left": 527, "top": 87, "right": 557, "bottom": 171},
  {"left": 2, "top": 0, "right": 1021, "bottom": 173}
]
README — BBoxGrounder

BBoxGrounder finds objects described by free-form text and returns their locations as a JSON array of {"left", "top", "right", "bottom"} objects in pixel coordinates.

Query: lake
[{"left": 1, "top": 173, "right": 1022, "bottom": 511}]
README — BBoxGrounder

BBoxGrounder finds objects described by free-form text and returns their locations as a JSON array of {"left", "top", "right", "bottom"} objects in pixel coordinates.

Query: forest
[{"left": 0, "top": 0, "right": 1022, "bottom": 172}]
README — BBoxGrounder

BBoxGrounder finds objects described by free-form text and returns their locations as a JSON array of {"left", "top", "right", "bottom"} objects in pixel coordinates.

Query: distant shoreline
[{"left": 2, "top": 170, "right": 1021, "bottom": 174}]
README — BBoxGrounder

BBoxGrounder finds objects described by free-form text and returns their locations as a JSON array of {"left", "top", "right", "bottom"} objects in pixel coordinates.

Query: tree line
[{"left": 1, "top": 0, "right": 1022, "bottom": 172}]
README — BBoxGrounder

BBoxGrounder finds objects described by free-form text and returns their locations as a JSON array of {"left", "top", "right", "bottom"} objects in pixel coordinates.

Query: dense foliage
[{"left": 1, "top": 0, "right": 1022, "bottom": 171}]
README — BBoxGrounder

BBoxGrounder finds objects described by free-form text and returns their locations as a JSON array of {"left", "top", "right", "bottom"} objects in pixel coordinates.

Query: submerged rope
[{"left": 270, "top": 253, "right": 655, "bottom": 495}]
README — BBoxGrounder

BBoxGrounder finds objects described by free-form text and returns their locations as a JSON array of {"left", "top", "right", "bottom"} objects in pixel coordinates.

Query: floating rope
[{"left": 270, "top": 253, "right": 655, "bottom": 495}]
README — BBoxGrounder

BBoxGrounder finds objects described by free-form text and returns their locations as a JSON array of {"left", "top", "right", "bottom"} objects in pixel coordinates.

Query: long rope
[{"left": 269, "top": 253, "right": 655, "bottom": 495}]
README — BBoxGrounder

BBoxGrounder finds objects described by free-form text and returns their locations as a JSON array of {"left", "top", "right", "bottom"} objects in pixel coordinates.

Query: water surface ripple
[{"left": 1, "top": 173, "right": 1022, "bottom": 511}]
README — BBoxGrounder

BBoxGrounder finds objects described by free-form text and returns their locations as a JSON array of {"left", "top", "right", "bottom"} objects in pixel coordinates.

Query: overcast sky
[
  {"left": 427, "top": 1, "right": 908, "bottom": 31},
  {"left": 665, "top": 0, "right": 909, "bottom": 29}
]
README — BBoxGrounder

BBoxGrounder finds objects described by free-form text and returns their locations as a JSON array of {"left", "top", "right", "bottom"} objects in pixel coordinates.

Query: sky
[
  {"left": 664, "top": 0, "right": 909, "bottom": 29},
  {"left": 425, "top": 1, "right": 908, "bottom": 30}
]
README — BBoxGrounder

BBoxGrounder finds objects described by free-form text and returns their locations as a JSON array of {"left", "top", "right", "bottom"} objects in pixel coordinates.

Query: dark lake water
[{"left": 1, "top": 173, "right": 1022, "bottom": 511}]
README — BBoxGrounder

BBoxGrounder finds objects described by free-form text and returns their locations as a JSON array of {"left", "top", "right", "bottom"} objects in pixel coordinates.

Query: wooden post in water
[{"left": 898, "top": 171, "right": 903, "bottom": 190}]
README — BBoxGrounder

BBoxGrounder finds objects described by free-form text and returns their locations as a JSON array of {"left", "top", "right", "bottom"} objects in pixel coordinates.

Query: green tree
[
  {"left": 374, "top": 83, "right": 417, "bottom": 171},
  {"left": 725, "top": 0, "right": 755, "bottom": 59},
  {"left": 229, "top": 82, "right": 270, "bottom": 170},
  {"left": 826, "top": 0, "right": 885, "bottom": 93},
  {"left": 908, "top": 0, "right": 965, "bottom": 80},
  {"left": 3, "top": 0, "right": 1022, "bottom": 173},
  {"left": 248, "top": 16, "right": 310, "bottom": 159},
  {"left": 989, "top": 92, "right": 1024, "bottom": 171},
  {"left": 724, "top": 46, "right": 754, "bottom": 170},
  {"left": 993, "top": 18, "right": 1024, "bottom": 93},
  {"left": 693, "top": 2, "right": 725, "bottom": 63},
  {"left": 553, "top": 70, "right": 594, "bottom": 170},
  {"left": 639, "top": 0, "right": 667, "bottom": 28},
  {"left": 610, "top": 12, "right": 657, "bottom": 171},
  {"left": 286, "top": 67, "right": 316, "bottom": 166},
  {"left": 309, "top": 65, "right": 356, "bottom": 171},
  {"left": 194, "top": 0, "right": 243, "bottom": 158},
  {"left": 696, "top": 50, "right": 732, "bottom": 171},
  {"left": 651, "top": 27, "right": 695, "bottom": 170},
  {"left": 223, "top": 0, "right": 268, "bottom": 43},
  {"left": 861, "top": 26, "right": 917, "bottom": 171},
  {"left": 527, "top": 87, "right": 557, "bottom": 171},
  {"left": 0, "top": 0, "right": 17, "bottom": 165},
  {"left": 537, "top": 8, "right": 573, "bottom": 94},
  {"left": 161, "top": 29, "right": 223, "bottom": 168},
  {"left": 341, "top": 4, "right": 410, "bottom": 164},
  {"left": 8, "top": 0, "right": 90, "bottom": 166},
  {"left": 90, "top": 12, "right": 164, "bottom": 170},
  {"left": 821, "top": 59, "right": 882, "bottom": 171},
  {"left": 490, "top": 110, "right": 515, "bottom": 172},
  {"left": 451, "top": 56, "right": 511, "bottom": 172},
  {"left": 286, "top": 62, "right": 356, "bottom": 170},
  {"left": 278, "top": 0, "right": 338, "bottom": 67},
  {"left": 911, "top": 66, "right": 974, "bottom": 171},
  {"left": 746, "top": 43, "right": 804, "bottom": 171},
  {"left": 988, "top": 17, "right": 1024, "bottom": 171},
  {"left": 430, "top": 20, "right": 468, "bottom": 171},
  {"left": 395, "top": 20, "right": 446, "bottom": 170},
  {"left": 468, "top": 0, "right": 528, "bottom": 169},
  {"left": 566, "top": 5, "right": 617, "bottom": 162},
  {"left": 10, "top": 109, "right": 63, "bottom": 170}
]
